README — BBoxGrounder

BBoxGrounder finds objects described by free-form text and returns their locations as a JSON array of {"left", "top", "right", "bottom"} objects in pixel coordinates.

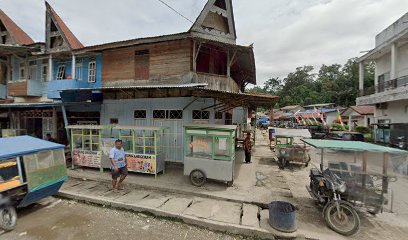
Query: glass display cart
[
  {"left": 115, "top": 126, "right": 169, "bottom": 178},
  {"left": 184, "top": 124, "right": 237, "bottom": 187},
  {"left": 67, "top": 125, "right": 104, "bottom": 172}
]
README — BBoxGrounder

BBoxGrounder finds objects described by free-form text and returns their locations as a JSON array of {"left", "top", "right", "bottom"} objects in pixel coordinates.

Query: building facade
[
  {"left": 0, "top": 0, "right": 278, "bottom": 162},
  {"left": 357, "top": 12, "right": 408, "bottom": 145}
]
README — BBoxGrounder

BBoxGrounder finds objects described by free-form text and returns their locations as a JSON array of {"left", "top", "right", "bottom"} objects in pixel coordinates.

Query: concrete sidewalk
[{"left": 58, "top": 177, "right": 299, "bottom": 240}]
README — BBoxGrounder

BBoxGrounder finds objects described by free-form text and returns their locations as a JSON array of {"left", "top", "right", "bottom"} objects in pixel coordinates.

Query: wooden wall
[
  {"left": 102, "top": 39, "right": 192, "bottom": 86},
  {"left": 8, "top": 81, "right": 28, "bottom": 96}
]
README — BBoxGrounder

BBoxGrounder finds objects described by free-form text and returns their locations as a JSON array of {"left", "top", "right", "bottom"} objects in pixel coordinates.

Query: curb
[
  {"left": 67, "top": 172, "right": 289, "bottom": 208},
  {"left": 57, "top": 190, "right": 283, "bottom": 240}
]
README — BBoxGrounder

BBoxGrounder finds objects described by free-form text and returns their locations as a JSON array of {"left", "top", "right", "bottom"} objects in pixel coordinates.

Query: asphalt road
[{"left": 1, "top": 198, "right": 254, "bottom": 240}]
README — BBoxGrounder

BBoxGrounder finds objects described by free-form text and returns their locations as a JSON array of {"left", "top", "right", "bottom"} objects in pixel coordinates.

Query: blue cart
[{"left": 0, "top": 136, "right": 67, "bottom": 231}]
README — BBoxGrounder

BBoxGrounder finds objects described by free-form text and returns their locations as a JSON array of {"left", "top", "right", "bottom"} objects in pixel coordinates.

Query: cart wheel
[
  {"left": 190, "top": 169, "right": 206, "bottom": 187},
  {"left": 0, "top": 206, "right": 17, "bottom": 231}
]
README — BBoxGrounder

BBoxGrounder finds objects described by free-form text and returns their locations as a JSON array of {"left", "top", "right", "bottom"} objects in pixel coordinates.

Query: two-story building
[
  {"left": 1, "top": 0, "right": 278, "bottom": 162},
  {"left": 357, "top": 12, "right": 408, "bottom": 146}
]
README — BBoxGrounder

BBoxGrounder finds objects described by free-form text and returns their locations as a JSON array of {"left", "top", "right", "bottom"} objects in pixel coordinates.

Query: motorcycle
[
  {"left": 397, "top": 136, "right": 406, "bottom": 150},
  {"left": 307, "top": 168, "right": 360, "bottom": 236}
]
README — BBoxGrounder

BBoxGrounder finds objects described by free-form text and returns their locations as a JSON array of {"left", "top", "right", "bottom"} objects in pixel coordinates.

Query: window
[
  {"left": 134, "top": 110, "right": 147, "bottom": 119},
  {"left": 19, "top": 64, "right": 25, "bottom": 80},
  {"left": 28, "top": 61, "right": 37, "bottom": 80},
  {"left": 169, "top": 110, "right": 183, "bottom": 119},
  {"left": 41, "top": 64, "right": 48, "bottom": 82},
  {"left": 153, "top": 110, "right": 166, "bottom": 119},
  {"left": 88, "top": 61, "right": 96, "bottom": 83},
  {"left": 57, "top": 65, "right": 66, "bottom": 80},
  {"left": 215, "top": 112, "right": 223, "bottom": 119},
  {"left": 110, "top": 118, "right": 119, "bottom": 125},
  {"left": 76, "top": 62, "right": 82, "bottom": 80},
  {"left": 153, "top": 110, "right": 183, "bottom": 119},
  {"left": 196, "top": 45, "right": 227, "bottom": 76},
  {"left": 135, "top": 50, "right": 149, "bottom": 80},
  {"left": 193, "top": 110, "right": 210, "bottom": 120}
]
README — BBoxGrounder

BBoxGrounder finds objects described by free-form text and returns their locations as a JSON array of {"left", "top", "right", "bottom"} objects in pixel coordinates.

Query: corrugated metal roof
[
  {"left": 302, "top": 139, "right": 407, "bottom": 154},
  {"left": 0, "top": 101, "right": 62, "bottom": 108},
  {"left": 0, "top": 136, "right": 65, "bottom": 160},
  {"left": 61, "top": 83, "right": 208, "bottom": 92}
]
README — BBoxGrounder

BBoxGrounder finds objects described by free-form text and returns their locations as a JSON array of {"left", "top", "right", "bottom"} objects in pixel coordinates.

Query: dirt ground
[{"left": 1, "top": 198, "right": 254, "bottom": 240}]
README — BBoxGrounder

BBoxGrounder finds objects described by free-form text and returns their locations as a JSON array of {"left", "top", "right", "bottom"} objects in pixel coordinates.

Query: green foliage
[
  {"left": 364, "top": 133, "right": 374, "bottom": 143},
  {"left": 354, "top": 126, "right": 371, "bottom": 134},
  {"left": 246, "top": 58, "right": 375, "bottom": 107},
  {"left": 330, "top": 123, "right": 347, "bottom": 131}
]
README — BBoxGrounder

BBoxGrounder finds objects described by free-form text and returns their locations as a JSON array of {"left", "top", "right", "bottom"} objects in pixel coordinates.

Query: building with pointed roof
[{"left": 0, "top": 1, "right": 278, "bottom": 163}]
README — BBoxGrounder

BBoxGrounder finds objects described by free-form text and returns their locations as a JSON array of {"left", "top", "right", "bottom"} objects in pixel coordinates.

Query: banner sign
[
  {"left": 72, "top": 150, "right": 101, "bottom": 168},
  {"left": 125, "top": 153, "right": 156, "bottom": 174}
]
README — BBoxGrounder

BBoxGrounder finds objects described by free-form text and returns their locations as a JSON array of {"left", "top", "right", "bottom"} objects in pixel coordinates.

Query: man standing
[
  {"left": 243, "top": 132, "right": 252, "bottom": 163},
  {"left": 110, "top": 140, "right": 128, "bottom": 192}
]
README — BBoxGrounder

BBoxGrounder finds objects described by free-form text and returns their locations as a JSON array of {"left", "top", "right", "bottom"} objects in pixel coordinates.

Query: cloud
[{"left": 1, "top": 0, "right": 408, "bottom": 85}]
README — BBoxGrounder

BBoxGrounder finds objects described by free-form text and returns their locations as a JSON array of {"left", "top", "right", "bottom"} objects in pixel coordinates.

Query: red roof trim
[{"left": 0, "top": 9, "right": 34, "bottom": 45}]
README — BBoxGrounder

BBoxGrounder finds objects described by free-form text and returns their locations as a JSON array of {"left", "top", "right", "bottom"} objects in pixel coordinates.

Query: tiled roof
[
  {"left": 350, "top": 106, "right": 375, "bottom": 115},
  {"left": 0, "top": 9, "right": 34, "bottom": 45},
  {"left": 46, "top": 2, "right": 84, "bottom": 50}
]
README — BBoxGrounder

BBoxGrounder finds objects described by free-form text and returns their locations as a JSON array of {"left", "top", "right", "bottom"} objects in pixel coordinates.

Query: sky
[{"left": 1, "top": 0, "right": 408, "bottom": 86}]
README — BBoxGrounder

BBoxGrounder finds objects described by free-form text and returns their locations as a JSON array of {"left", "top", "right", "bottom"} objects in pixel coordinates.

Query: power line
[{"left": 156, "top": 0, "right": 194, "bottom": 24}]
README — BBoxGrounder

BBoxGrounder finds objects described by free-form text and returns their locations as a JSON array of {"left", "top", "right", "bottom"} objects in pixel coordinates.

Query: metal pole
[
  {"left": 61, "top": 104, "right": 70, "bottom": 144},
  {"left": 320, "top": 149, "right": 324, "bottom": 171}
]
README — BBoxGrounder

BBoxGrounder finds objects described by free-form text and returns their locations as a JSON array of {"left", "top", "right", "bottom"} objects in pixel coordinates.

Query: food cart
[
  {"left": 0, "top": 136, "right": 67, "bottom": 231},
  {"left": 184, "top": 125, "right": 236, "bottom": 187},
  {"left": 68, "top": 125, "right": 169, "bottom": 178},
  {"left": 115, "top": 126, "right": 169, "bottom": 178},
  {"left": 274, "top": 135, "right": 311, "bottom": 169},
  {"left": 68, "top": 125, "right": 104, "bottom": 172}
]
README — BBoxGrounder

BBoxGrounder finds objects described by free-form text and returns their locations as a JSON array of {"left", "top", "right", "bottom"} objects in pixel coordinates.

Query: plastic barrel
[{"left": 268, "top": 201, "right": 297, "bottom": 233}]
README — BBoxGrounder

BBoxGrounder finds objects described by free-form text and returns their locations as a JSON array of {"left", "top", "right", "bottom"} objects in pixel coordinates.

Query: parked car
[{"left": 325, "top": 131, "right": 365, "bottom": 142}]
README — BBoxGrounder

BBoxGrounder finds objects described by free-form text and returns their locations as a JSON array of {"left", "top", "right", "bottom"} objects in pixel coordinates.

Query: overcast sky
[{"left": 1, "top": 0, "right": 408, "bottom": 85}]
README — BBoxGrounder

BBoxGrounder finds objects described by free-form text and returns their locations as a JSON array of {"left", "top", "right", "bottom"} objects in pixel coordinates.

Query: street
[{"left": 1, "top": 198, "right": 253, "bottom": 240}]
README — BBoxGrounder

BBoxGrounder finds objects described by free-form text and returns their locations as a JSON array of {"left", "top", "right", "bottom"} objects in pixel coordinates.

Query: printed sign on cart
[
  {"left": 125, "top": 153, "right": 156, "bottom": 174},
  {"left": 72, "top": 150, "right": 101, "bottom": 168}
]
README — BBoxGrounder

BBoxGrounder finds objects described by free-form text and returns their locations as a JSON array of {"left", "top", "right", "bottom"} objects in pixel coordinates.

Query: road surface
[{"left": 1, "top": 198, "right": 254, "bottom": 240}]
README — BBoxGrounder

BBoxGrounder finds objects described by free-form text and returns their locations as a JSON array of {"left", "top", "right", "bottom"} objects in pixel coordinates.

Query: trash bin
[{"left": 268, "top": 201, "right": 297, "bottom": 233}]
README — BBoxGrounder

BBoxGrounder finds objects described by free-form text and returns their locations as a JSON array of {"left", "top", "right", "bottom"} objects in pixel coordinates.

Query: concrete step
[{"left": 58, "top": 178, "right": 300, "bottom": 240}]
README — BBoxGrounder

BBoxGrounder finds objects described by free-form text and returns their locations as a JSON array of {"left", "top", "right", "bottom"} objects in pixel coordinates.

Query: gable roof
[
  {"left": 46, "top": 1, "right": 84, "bottom": 50},
  {"left": 0, "top": 9, "right": 34, "bottom": 45},
  {"left": 350, "top": 106, "right": 375, "bottom": 115}
]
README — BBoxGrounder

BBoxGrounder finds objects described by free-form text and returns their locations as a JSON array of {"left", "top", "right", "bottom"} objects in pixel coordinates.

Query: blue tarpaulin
[{"left": 0, "top": 136, "right": 65, "bottom": 160}]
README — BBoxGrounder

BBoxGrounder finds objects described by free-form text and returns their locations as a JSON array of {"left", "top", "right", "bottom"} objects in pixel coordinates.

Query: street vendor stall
[
  {"left": 115, "top": 126, "right": 169, "bottom": 178},
  {"left": 67, "top": 125, "right": 169, "bottom": 178},
  {"left": 184, "top": 124, "right": 237, "bottom": 187},
  {"left": 68, "top": 125, "right": 104, "bottom": 172}
]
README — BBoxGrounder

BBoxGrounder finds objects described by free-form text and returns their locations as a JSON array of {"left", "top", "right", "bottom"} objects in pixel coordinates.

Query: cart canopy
[
  {"left": 302, "top": 139, "right": 407, "bottom": 154},
  {"left": 0, "top": 136, "right": 65, "bottom": 160}
]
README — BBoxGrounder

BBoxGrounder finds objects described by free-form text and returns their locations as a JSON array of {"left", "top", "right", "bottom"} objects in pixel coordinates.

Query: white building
[{"left": 357, "top": 13, "right": 408, "bottom": 145}]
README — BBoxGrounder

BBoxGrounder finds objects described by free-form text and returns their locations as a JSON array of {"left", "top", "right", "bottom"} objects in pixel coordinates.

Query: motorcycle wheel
[
  {"left": 324, "top": 200, "right": 360, "bottom": 236},
  {"left": 0, "top": 206, "right": 17, "bottom": 231}
]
